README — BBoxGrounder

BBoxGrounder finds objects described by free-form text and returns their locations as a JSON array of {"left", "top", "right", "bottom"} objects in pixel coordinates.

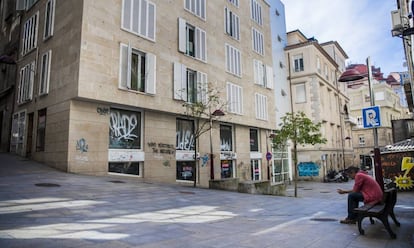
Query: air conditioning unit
[{"left": 391, "top": 10, "right": 403, "bottom": 36}]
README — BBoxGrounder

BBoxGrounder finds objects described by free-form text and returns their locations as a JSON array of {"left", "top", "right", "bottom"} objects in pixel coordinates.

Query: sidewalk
[{"left": 0, "top": 153, "right": 413, "bottom": 248}]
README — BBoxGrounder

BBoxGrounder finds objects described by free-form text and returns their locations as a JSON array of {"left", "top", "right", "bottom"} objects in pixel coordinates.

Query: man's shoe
[{"left": 340, "top": 218, "right": 356, "bottom": 224}]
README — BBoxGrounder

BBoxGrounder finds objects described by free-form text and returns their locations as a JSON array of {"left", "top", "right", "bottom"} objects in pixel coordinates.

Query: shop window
[
  {"left": 176, "top": 119, "right": 195, "bottom": 151},
  {"left": 249, "top": 128, "right": 259, "bottom": 152},
  {"left": 251, "top": 159, "right": 261, "bottom": 180},
  {"left": 221, "top": 160, "right": 233, "bottom": 178},
  {"left": 220, "top": 125, "right": 233, "bottom": 151},
  {"left": 176, "top": 161, "right": 195, "bottom": 181},
  {"left": 109, "top": 162, "right": 141, "bottom": 176},
  {"left": 109, "top": 109, "right": 142, "bottom": 149},
  {"left": 36, "top": 108, "right": 46, "bottom": 151}
]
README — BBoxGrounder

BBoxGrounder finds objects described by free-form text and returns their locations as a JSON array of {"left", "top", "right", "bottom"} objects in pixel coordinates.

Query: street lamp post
[
  {"left": 209, "top": 108, "right": 225, "bottom": 180},
  {"left": 339, "top": 57, "right": 384, "bottom": 191}
]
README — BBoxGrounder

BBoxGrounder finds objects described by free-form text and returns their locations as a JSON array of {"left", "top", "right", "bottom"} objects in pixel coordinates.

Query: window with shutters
[
  {"left": 252, "top": 28, "right": 264, "bottom": 55},
  {"left": 22, "top": 12, "right": 39, "bottom": 55},
  {"left": 250, "top": 0, "right": 262, "bottom": 25},
  {"left": 225, "top": 44, "right": 241, "bottom": 77},
  {"left": 226, "top": 82, "right": 243, "bottom": 114},
  {"left": 121, "top": 0, "right": 156, "bottom": 41},
  {"left": 255, "top": 93, "right": 268, "bottom": 120},
  {"left": 39, "top": 50, "right": 51, "bottom": 95},
  {"left": 119, "top": 43, "right": 156, "bottom": 94},
  {"left": 225, "top": 7, "right": 240, "bottom": 40},
  {"left": 184, "top": 0, "right": 206, "bottom": 20},
  {"left": 173, "top": 62, "right": 207, "bottom": 104},
  {"left": 295, "top": 83, "right": 306, "bottom": 103},
  {"left": 253, "top": 59, "right": 273, "bottom": 89},
  {"left": 18, "top": 61, "right": 35, "bottom": 104},
  {"left": 43, "top": 0, "right": 55, "bottom": 40},
  {"left": 178, "top": 18, "right": 207, "bottom": 62}
]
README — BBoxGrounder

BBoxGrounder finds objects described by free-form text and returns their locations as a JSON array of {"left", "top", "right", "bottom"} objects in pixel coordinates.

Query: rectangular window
[
  {"left": 36, "top": 108, "right": 46, "bottom": 151},
  {"left": 225, "top": 44, "right": 241, "bottom": 76},
  {"left": 177, "top": 161, "right": 195, "bottom": 181},
  {"left": 295, "top": 83, "right": 306, "bottom": 103},
  {"left": 10, "top": 110, "right": 26, "bottom": 153},
  {"left": 221, "top": 159, "right": 234, "bottom": 179},
  {"left": 184, "top": 0, "right": 206, "bottom": 19},
  {"left": 176, "top": 119, "right": 195, "bottom": 151},
  {"left": 173, "top": 62, "right": 207, "bottom": 103},
  {"left": 39, "top": 50, "right": 51, "bottom": 95},
  {"left": 23, "top": 0, "right": 38, "bottom": 10},
  {"left": 43, "top": 0, "right": 55, "bottom": 39},
  {"left": 249, "top": 128, "right": 259, "bottom": 152},
  {"left": 255, "top": 93, "right": 268, "bottom": 120},
  {"left": 226, "top": 82, "right": 243, "bottom": 114},
  {"left": 225, "top": 7, "right": 240, "bottom": 40},
  {"left": 109, "top": 109, "right": 142, "bottom": 149},
  {"left": 228, "top": 0, "right": 239, "bottom": 7},
  {"left": 293, "top": 54, "right": 304, "bottom": 72},
  {"left": 109, "top": 162, "right": 142, "bottom": 176},
  {"left": 358, "top": 135, "right": 365, "bottom": 146},
  {"left": 316, "top": 56, "right": 321, "bottom": 73},
  {"left": 272, "top": 146, "right": 290, "bottom": 183},
  {"left": 17, "top": 61, "right": 35, "bottom": 104},
  {"left": 250, "top": 0, "right": 262, "bottom": 25},
  {"left": 178, "top": 18, "right": 207, "bottom": 62},
  {"left": 220, "top": 125, "right": 233, "bottom": 151},
  {"left": 119, "top": 43, "right": 156, "bottom": 94},
  {"left": 324, "top": 64, "right": 328, "bottom": 80},
  {"left": 121, "top": 0, "right": 156, "bottom": 41},
  {"left": 253, "top": 59, "right": 273, "bottom": 89},
  {"left": 251, "top": 159, "right": 261, "bottom": 181},
  {"left": 22, "top": 12, "right": 39, "bottom": 55},
  {"left": 357, "top": 116, "right": 363, "bottom": 127},
  {"left": 252, "top": 28, "right": 264, "bottom": 55}
]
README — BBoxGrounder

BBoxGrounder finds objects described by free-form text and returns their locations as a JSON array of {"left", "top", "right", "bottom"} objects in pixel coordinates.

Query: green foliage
[{"left": 272, "top": 111, "right": 327, "bottom": 149}]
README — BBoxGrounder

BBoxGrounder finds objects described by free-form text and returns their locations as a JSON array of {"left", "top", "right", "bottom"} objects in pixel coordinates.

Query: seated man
[{"left": 337, "top": 166, "right": 383, "bottom": 224}]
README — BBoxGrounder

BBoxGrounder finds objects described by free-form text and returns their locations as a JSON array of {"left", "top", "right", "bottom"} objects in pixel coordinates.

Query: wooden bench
[{"left": 353, "top": 188, "right": 401, "bottom": 239}]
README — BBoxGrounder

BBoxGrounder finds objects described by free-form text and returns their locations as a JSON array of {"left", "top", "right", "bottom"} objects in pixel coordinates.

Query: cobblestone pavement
[{"left": 0, "top": 153, "right": 413, "bottom": 248}]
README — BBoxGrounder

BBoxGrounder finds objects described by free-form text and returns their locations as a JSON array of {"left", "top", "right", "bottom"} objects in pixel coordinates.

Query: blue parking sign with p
[{"left": 362, "top": 106, "right": 381, "bottom": 128}]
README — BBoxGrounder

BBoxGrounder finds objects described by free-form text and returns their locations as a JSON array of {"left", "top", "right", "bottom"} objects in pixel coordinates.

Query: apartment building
[
  {"left": 285, "top": 30, "right": 354, "bottom": 176},
  {"left": 0, "top": 0, "right": 20, "bottom": 152},
  {"left": 6, "top": 0, "right": 277, "bottom": 188},
  {"left": 348, "top": 79, "right": 410, "bottom": 165}
]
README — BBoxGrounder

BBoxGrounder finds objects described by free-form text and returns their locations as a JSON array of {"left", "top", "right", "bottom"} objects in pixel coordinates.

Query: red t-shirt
[{"left": 353, "top": 171, "right": 383, "bottom": 205}]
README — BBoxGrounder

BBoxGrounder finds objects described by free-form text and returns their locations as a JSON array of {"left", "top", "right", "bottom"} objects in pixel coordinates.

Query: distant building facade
[{"left": 285, "top": 30, "right": 354, "bottom": 176}]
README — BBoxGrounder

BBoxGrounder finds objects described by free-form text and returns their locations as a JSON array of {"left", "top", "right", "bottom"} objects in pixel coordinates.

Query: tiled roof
[{"left": 381, "top": 139, "right": 414, "bottom": 153}]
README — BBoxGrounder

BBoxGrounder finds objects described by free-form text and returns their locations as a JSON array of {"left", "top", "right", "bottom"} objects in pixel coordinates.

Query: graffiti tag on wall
[
  {"left": 109, "top": 109, "right": 141, "bottom": 149},
  {"left": 148, "top": 142, "right": 175, "bottom": 155},
  {"left": 76, "top": 138, "right": 88, "bottom": 153}
]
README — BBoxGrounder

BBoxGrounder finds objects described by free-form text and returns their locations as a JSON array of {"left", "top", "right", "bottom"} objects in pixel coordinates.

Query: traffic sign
[
  {"left": 266, "top": 152, "right": 272, "bottom": 161},
  {"left": 362, "top": 106, "right": 381, "bottom": 128}
]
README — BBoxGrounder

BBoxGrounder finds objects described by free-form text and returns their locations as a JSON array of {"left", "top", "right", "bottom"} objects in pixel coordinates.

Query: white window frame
[
  {"left": 251, "top": 159, "right": 261, "bottom": 181},
  {"left": 225, "top": 43, "right": 241, "bottom": 77},
  {"left": 250, "top": 0, "right": 262, "bottom": 25},
  {"left": 173, "top": 62, "right": 207, "bottom": 103},
  {"left": 18, "top": 62, "right": 35, "bottom": 104},
  {"left": 226, "top": 82, "right": 243, "bottom": 115},
  {"left": 252, "top": 28, "right": 264, "bottom": 55},
  {"left": 293, "top": 54, "right": 304, "bottom": 72},
  {"left": 121, "top": 0, "right": 156, "bottom": 41},
  {"left": 253, "top": 59, "right": 273, "bottom": 89},
  {"left": 39, "top": 50, "right": 51, "bottom": 96},
  {"left": 225, "top": 7, "right": 240, "bottom": 40},
  {"left": 228, "top": 0, "right": 239, "bottom": 7},
  {"left": 119, "top": 43, "right": 156, "bottom": 94},
  {"left": 178, "top": 18, "right": 207, "bottom": 62},
  {"left": 255, "top": 93, "right": 268, "bottom": 120},
  {"left": 184, "top": 0, "right": 206, "bottom": 20},
  {"left": 22, "top": 12, "right": 39, "bottom": 56},
  {"left": 295, "top": 83, "right": 306, "bottom": 103},
  {"left": 43, "top": 0, "right": 55, "bottom": 40}
]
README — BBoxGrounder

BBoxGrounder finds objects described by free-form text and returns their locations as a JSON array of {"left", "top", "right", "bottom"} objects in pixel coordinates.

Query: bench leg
[
  {"left": 357, "top": 216, "right": 365, "bottom": 235},
  {"left": 379, "top": 216, "right": 397, "bottom": 239},
  {"left": 389, "top": 211, "right": 401, "bottom": 227}
]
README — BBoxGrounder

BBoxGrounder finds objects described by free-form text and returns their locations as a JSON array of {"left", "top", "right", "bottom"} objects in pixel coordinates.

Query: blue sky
[{"left": 282, "top": 0, "right": 407, "bottom": 76}]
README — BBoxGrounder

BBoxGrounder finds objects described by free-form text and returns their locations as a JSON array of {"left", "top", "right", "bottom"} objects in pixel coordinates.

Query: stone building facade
[
  {"left": 7, "top": 0, "right": 278, "bottom": 188},
  {"left": 285, "top": 30, "right": 354, "bottom": 177}
]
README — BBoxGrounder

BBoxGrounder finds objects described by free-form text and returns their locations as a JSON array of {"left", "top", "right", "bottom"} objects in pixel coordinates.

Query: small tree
[
  {"left": 181, "top": 83, "right": 226, "bottom": 187},
  {"left": 272, "top": 111, "right": 326, "bottom": 197}
]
